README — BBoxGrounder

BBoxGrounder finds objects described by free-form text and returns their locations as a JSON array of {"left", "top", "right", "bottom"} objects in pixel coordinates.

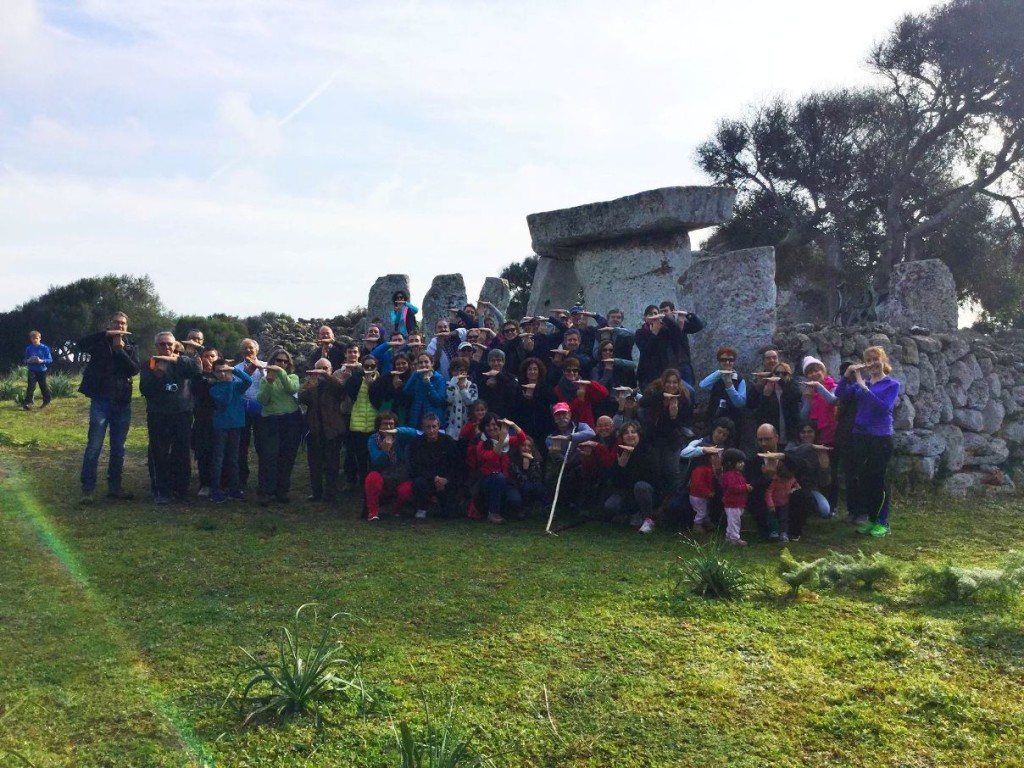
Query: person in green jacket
[{"left": 257, "top": 347, "right": 301, "bottom": 504}]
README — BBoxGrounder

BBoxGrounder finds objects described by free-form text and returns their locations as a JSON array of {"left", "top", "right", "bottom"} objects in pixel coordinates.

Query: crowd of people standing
[{"left": 65, "top": 289, "right": 902, "bottom": 541}]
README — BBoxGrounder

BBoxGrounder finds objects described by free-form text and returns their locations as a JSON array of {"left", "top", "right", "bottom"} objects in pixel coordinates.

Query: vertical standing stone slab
[
  {"left": 366, "top": 274, "right": 411, "bottom": 335},
  {"left": 526, "top": 257, "right": 583, "bottom": 318},
  {"left": 572, "top": 231, "right": 692, "bottom": 325},
  {"left": 421, "top": 274, "right": 467, "bottom": 334},
  {"left": 678, "top": 247, "right": 777, "bottom": 382},
  {"left": 884, "top": 259, "right": 958, "bottom": 332},
  {"left": 478, "top": 277, "right": 512, "bottom": 324}
]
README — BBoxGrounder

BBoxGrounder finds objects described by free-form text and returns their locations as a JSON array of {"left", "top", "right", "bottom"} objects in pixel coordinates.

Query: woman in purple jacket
[{"left": 836, "top": 346, "right": 901, "bottom": 537}]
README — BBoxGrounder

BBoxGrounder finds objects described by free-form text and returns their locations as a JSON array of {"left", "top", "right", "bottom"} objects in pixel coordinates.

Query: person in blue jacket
[
  {"left": 404, "top": 352, "right": 448, "bottom": 429},
  {"left": 23, "top": 330, "right": 53, "bottom": 409},
  {"left": 208, "top": 359, "right": 252, "bottom": 502}
]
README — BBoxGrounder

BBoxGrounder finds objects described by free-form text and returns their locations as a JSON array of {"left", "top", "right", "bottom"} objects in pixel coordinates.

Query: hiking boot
[
  {"left": 487, "top": 512, "right": 505, "bottom": 524},
  {"left": 869, "top": 523, "right": 889, "bottom": 537},
  {"left": 639, "top": 518, "right": 655, "bottom": 534},
  {"left": 415, "top": 509, "right": 428, "bottom": 520},
  {"left": 106, "top": 488, "right": 134, "bottom": 501}
]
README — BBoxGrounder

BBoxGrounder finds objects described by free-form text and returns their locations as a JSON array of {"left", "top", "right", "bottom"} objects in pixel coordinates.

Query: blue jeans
[
  {"left": 479, "top": 473, "right": 522, "bottom": 516},
  {"left": 80, "top": 398, "right": 133, "bottom": 493},
  {"left": 211, "top": 428, "right": 241, "bottom": 495}
]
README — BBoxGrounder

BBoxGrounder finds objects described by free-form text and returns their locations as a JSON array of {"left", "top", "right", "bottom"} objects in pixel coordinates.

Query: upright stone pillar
[
  {"left": 883, "top": 259, "right": 958, "bottom": 332},
  {"left": 366, "top": 274, "right": 411, "bottom": 335},
  {"left": 526, "top": 258, "right": 583, "bottom": 317},
  {"left": 678, "top": 247, "right": 777, "bottom": 378},
  {"left": 422, "top": 274, "right": 467, "bottom": 334},
  {"left": 479, "top": 277, "right": 512, "bottom": 323}
]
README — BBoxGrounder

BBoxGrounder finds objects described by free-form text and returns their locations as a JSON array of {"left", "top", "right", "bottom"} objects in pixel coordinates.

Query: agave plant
[
  {"left": 674, "top": 539, "right": 751, "bottom": 600},
  {"left": 393, "top": 696, "right": 489, "bottom": 768},
  {"left": 237, "top": 603, "right": 369, "bottom": 726}
]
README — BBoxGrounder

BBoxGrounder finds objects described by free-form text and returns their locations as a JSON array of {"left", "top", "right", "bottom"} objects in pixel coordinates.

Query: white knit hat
[{"left": 802, "top": 355, "right": 825, "bottom": 374}]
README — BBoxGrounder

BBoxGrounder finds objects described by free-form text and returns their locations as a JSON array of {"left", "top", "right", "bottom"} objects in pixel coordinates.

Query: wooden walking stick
[{"left": 545, "top": 424, "right": 577, "bottom": 535}]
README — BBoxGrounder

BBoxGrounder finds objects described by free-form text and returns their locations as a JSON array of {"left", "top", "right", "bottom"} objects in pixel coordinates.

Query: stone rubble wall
[{"left": 773, "top": 322, "right": 1024, "bottom": 496}]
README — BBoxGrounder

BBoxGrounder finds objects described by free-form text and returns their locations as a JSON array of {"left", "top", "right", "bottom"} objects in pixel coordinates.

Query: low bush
[
  {"left": 235, "top": 604, "right": 370, "bottom": 726},
  {"left": 393, "top": 697, "right": 490, "bottom": 768},
  {"left": 674, "top": 539, "right": 751, "bottom": 600}
]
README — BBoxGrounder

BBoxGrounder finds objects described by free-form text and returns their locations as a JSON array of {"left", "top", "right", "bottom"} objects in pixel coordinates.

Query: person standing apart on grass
[
  {"left": 140, "top": 332, "right": 201, "bottom": 505},
  {"left": 208, "top": 359, "right": 251, "bottom": 503},
  {"left": 256, "top": 348, "right": 302, "bottom": 505},
  {"left": 719, "top": 448, "right": 752, "bottom": 546},
  {"left": 23, "top": 330, "right": 53, "bottom": 410},
  {"left": 836, "top": 346, "right": 901, "bottom": 537},
  {"left": 77, "top": 312, "right": 140, "bottom": 504}
]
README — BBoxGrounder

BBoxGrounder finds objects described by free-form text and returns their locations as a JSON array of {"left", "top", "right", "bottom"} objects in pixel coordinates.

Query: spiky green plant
[
  {"left": 674, "top": 539, "right": 751, "bottom": 600},
  {"left": 393, "top": 696, "right": 489, "bottom": 768},
  {"left": 45, "top": 374, "right": 77, "bottom": 399},
  {"left": 236, "top": 603, "right": 369, "bottom": 726},
  {"left": 818, "top": 550, "right": 897, "bottom": 590}
]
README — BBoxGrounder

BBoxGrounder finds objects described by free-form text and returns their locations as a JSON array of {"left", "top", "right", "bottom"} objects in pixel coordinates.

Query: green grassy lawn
[{"left": 2, "top": 392, "right": 1024, "bottom": 766}]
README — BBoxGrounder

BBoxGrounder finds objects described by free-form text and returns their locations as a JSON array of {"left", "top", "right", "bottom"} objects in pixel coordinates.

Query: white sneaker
[
  {"left": 415, "top": 509, "right": 428, "bottom": 520},
  {"left": 639, "top": 518, "right": 654, "bottom": 534},
  {"left": 197, "top": 486, "right": 211, "bottom": 498}
]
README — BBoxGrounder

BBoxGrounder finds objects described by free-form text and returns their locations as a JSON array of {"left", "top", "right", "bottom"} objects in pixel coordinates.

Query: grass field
[{"left": 2, "top": 391, "right": 1023, "bottom": 767}]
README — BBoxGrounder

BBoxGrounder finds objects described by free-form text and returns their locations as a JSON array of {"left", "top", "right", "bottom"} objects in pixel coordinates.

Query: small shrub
[
  {"left": 46, "top": 373, "right": 77, "bottom": 399},
  {"left": 917, "top": 559, "right": 1024, "bottom": 605},
  {"left": 674, "top": 539, "right": 751, "bottom": 600},
  {"left": 236, "top": 603, "right": 369, "bottom": 726},
  {"left": 0, "top": 377, "right": 21, "bottom": 402},
  {"left": 778, "top": 548, "right": 826, "bottom": 599},
  {"left": 393, "top": 695, "right": 491, "bottom": 768},
  {"left": 818, "top": 550, "right": 898, "bottom": 590}
]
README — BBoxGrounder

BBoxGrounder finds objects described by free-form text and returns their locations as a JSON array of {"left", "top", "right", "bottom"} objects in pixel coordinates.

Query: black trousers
[
  {"left": 307, "top": 433, "right": 341, "bottom": 500},
  {"left": 147, "top": 411, "right": 192, "bottom": 498},
  {"left": 26, "top": 370, "right": 51, "bottom": 405}
]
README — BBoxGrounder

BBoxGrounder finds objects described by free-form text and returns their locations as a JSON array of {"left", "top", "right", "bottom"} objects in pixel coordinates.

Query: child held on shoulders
[{"left": 719, "top": 448, "right": 752, "bottom": 546}]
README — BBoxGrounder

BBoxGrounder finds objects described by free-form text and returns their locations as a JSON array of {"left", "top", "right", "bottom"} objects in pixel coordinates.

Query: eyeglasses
[{"left": 363, "top": 364, "right": 377, "bottom": 370}]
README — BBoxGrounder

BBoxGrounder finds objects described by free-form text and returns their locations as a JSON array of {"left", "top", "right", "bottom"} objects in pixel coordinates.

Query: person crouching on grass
[{"left": 719, "top": 448, "right": 752, "bottom": 546}]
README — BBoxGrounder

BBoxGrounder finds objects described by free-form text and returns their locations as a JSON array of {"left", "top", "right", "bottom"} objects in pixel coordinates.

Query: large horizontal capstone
[{"left": 527, "top": 186, "right": 736, "bottom": 258}]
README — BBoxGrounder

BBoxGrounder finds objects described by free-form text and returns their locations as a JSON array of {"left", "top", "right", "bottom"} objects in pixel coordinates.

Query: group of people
[{"left": 67, "top": 289, "right": 902, "bottom": 541}]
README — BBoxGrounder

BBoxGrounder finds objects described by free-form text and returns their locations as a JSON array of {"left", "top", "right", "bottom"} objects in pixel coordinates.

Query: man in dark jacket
[
  {"left": 77, "top": 312, "right": 141, "bottom": 504},
  {"left": 140, "top": 332, "right": 200, "bottom": 504},
  {"left": 407, "top": 413, "right": 461, "bottom": 518}
]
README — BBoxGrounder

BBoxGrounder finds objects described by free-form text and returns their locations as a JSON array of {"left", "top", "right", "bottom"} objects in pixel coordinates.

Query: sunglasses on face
[{"left": 363, "top": 365, "right": 377, "bottom": 370}]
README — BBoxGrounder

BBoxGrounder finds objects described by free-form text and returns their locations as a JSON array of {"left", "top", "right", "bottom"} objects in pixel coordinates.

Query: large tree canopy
[
  {"left": 698, "top": 0, "right": 1024, "bottom": 321},
  {"left": 0, "top": 275, "right": 170, "bottom": 370}
]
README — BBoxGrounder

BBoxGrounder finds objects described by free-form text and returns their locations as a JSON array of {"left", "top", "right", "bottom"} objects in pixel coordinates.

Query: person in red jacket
[
  {"left": 719, "top": 448, "right": 753, "bottom": 546},
  {"left": 466, "top": 412, "right": 526, "bottom": 524},
  {"left": 553, "top": 357, "right": 608, "bottom": 428}
]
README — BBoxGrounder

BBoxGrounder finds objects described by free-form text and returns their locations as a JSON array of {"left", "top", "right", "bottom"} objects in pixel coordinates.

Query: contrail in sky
[{"left": 208, "top": 67, "right": 342, "bottom": 181}]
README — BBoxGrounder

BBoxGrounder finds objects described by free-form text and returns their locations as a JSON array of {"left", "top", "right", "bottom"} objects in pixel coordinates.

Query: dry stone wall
[{"left": 773, "top": 322, "right": 1024, "bottom": 496}]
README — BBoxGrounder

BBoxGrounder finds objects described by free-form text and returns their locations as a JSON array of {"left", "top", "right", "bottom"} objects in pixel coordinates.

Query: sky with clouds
[{"left": 1, "top": 0, "right": 940, "bottom": 320}]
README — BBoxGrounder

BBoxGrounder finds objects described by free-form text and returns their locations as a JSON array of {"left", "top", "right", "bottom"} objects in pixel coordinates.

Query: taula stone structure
[{"left": 526, "top": 185, "right": 776, "bottom": 375}]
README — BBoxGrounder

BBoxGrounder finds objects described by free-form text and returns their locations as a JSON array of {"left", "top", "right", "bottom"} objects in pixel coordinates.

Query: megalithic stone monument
[
  {"left": 422, "top": 274, "right": 468, "bottom": 334},
  {"left": 526, "top": 186, "right": 778, "bottom": 379},
  {"left": 525, "top": 186, "right": 736, "bottom": 322}
]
